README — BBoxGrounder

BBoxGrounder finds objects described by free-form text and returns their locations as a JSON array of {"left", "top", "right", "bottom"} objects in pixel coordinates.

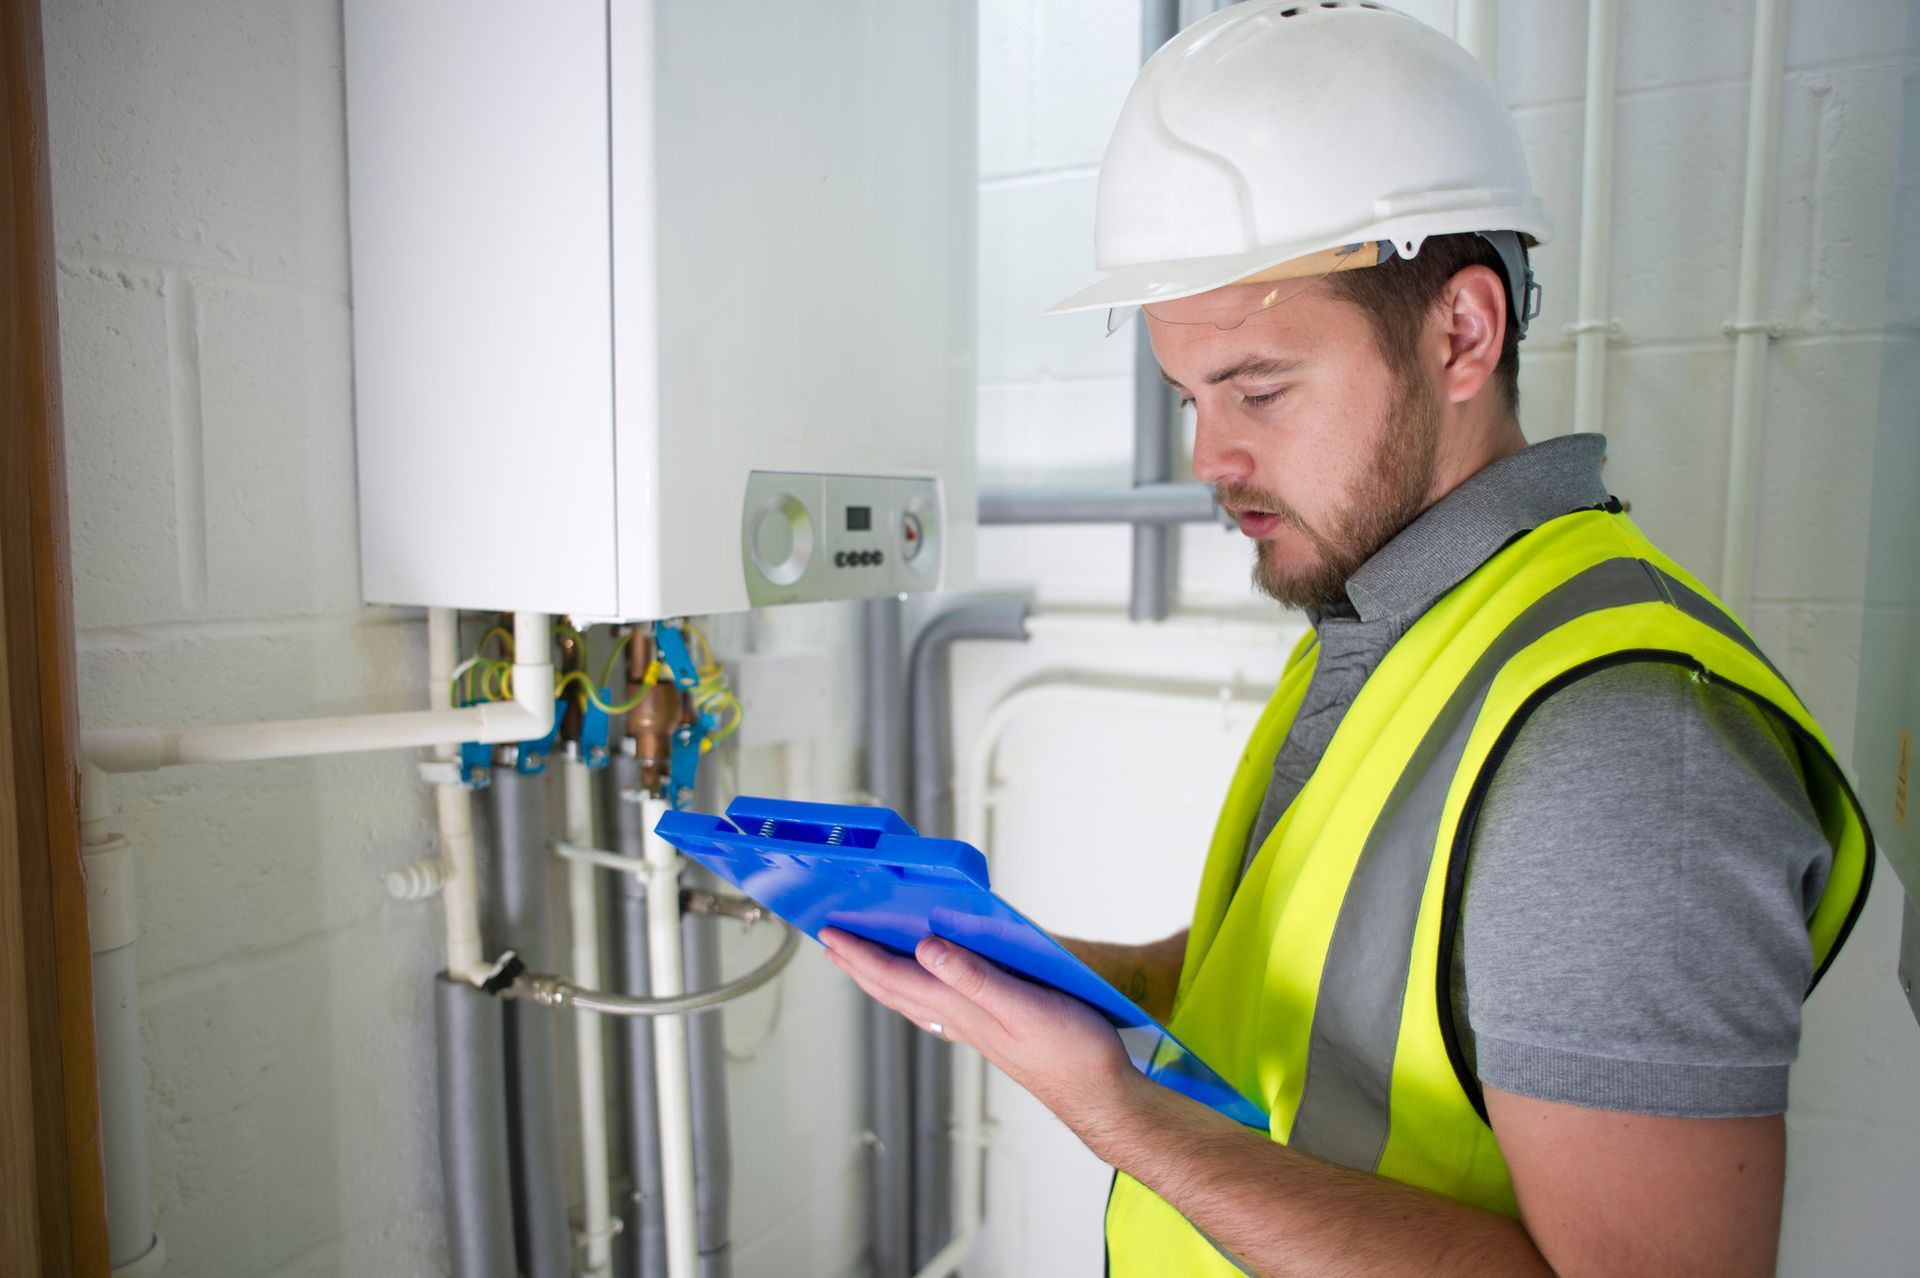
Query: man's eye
[{"left": 1243, "top": 388, "right": 1285, "bottom": 408}]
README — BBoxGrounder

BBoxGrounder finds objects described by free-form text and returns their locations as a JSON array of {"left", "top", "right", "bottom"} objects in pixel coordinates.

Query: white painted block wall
[
  {"left": 961, "top": 1, "right": 1920, "bottom": 1274},
  {"left": 43, "top": 0, "right": 1920, "bottom": 1274},
  {"left": 44, "top": 1, "right": 872, "bottom": 1275}
]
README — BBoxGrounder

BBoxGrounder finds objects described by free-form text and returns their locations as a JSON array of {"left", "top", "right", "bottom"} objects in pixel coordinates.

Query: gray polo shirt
[{"left": 1240, "top": 433, "right": 1832, "bottom": 1117}]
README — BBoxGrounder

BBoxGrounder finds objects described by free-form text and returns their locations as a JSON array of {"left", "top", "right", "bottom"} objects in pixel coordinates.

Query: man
[{"left": 824, "top": 5, "right": 1873, "bottom": 1275}]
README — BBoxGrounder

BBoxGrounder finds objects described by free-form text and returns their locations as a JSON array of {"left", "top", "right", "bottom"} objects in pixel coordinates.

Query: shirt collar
[{"left": 1332, "top": 433, "right": 1614, "bottom": 625}]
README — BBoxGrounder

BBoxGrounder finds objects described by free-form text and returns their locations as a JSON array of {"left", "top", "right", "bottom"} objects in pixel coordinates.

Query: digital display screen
[{"left": 846, "top": 506, "right": 872, "bottom": 532}]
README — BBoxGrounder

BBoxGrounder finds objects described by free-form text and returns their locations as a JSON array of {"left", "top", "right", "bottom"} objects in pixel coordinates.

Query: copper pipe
[{"left": 624, "top": 629, "right": 683, "bottom": 796}]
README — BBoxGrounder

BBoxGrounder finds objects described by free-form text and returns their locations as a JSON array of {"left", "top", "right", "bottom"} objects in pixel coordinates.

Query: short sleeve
[{"left": 1454, "top": 661, "right": 1833, "bottom": 1118}]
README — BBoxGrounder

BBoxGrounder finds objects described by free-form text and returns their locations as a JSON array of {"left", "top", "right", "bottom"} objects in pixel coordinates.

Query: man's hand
[
  {"left": 821, "top": 928, "right": 1782, "bottom": 1278},
  {"left": 819, "top": 928, "right": 1147, "bottom": 1143}
]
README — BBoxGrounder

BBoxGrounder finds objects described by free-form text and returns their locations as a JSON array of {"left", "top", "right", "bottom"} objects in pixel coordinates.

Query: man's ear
[{"left": 1437, "top": 264, "right": 1508, "bottom": 407}]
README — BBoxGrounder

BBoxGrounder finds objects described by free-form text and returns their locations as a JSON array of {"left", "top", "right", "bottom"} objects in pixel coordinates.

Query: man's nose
[{"left": 1189, "top": 408, "right": 1251, "bottom": 487}]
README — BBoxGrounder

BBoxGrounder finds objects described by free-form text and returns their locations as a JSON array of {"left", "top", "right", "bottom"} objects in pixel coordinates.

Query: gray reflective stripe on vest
[
  {"left": 1647, "top": 564, "right": 1788, "bottom": 687},
  {"left": 1287, "top": 556, "right": 1672, "bottom": 1171}
]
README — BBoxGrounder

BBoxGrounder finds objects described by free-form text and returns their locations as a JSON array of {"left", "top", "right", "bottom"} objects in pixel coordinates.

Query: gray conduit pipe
[
  {"left": 436, "top": 974, "right": 519, "bottom": 1278},
  {"left": 609, "top": 753, "right": 669, "bottom": 1278},
  {"left": 488, "top": 764, "right": 573, "bottom": 1278},
  {"left": 683, "top": 902, "right": 735, "bottom": 1278},
  {"left": 907, "top": 600, "right": 1032, "bottom": 1268},
  {"left": 977, "top": 482, "right": 1219, "bottom": 527},
  {"left": 860, "top": 596, "right": 916, "bottom": 1278},
  {"left": 1131, "top": 0, "right": 1185, "bottom": 623}
]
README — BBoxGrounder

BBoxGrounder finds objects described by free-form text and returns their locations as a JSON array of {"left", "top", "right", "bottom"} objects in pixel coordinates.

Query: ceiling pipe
[
  {"left": 426, "top": 607, "right": 489, "bottom": 983},
  {"left": 1454, "top": 0, "right": 1499, "bottom": 77},
  {"left": 637, "top": 789, "right": 701, "bottom": 1278},
  {"left": 563, "top": 759, "right": 616, "bottom": 1278},
  {"left": 1131, "top": 0, "right": 1185, "bottom": 623},
  {"left": 979, "top": 482, "right": 1221, "bottom": 527},
  {"left": 80, "top": 780, "right": 164, "bottom": 1278},
  {"left": 858, "top": 596, "right": 916, "bottom": 1278},
  {"left": 1720, "top": 0, "right": 1788, "bottom": 616},
  {"left": 1569, "top": 0, "right": 1621, "bottom": 439}
]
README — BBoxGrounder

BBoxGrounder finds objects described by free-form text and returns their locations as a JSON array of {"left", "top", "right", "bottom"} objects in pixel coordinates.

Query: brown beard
[{"left": 1218, "top": 372, "right": 1441, "bottom": 611}]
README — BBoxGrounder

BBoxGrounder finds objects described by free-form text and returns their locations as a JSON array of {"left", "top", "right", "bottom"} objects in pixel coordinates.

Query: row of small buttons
[{"left": 835, "top": 550, "right": 885, "bottom": 568}]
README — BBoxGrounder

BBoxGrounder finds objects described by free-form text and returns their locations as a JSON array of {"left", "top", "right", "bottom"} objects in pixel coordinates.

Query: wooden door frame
[{"left": 1, "top": 0, "right": 108, "bottom": 1271}]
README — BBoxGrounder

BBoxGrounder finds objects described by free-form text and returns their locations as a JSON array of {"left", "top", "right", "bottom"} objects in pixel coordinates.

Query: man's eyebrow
[{"left": 1160, "top": 356, "right": 1302, "bottom": 392}]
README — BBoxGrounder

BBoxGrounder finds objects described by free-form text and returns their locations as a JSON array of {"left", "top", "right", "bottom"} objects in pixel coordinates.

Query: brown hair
[{"left": 1325, "top": 232, "right": 1525, "bottom": 415}]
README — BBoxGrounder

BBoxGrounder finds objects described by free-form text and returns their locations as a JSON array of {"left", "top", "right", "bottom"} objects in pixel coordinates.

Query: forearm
[
  {"left": 1090, "top": 1075, "right": 1554, "bottom": 1278},
  {"left": 1056, "top": 929, "right": 1187, "bottom": 1021}
]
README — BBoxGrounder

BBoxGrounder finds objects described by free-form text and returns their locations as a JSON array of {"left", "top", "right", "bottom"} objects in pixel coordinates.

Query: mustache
[{"left": 1213, "top": 482, "right": 1304, "bottom": 528}]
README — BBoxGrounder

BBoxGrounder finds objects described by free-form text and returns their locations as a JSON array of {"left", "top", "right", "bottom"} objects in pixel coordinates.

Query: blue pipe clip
[
  {"left": 576, "top": 692, "right": 614, "bottom": 770},
  {"left": 510, "top": 695, "right": 566, "bottom": 775},
  {"left": 455, "top": 694, "right": 565, "bottom": 781},
  {"left": 654, "top": 622, "right": 717, "bottom": 810}
]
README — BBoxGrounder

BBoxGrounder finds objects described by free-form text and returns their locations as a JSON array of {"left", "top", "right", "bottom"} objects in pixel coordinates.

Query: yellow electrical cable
[
  {"left": 601, "top": 628, "right": 636, "bottom": 690},
  {"left": 454, "top": 621, "right": 745, "bottom": 755},
  {"left": 675, "top": 623, "right": 745, "bottom": 748},
  {"left": 684, "top": 624, "right": 716, "bottom": 669},
  {"left": 553, "top": 663, "right": 664, "bottom": 716},
  {"left": 553, "top": 622, "right": 589, "bottom": 664},
  {"left": 551, "top": 669, "right": 594, "bottom": 705}
]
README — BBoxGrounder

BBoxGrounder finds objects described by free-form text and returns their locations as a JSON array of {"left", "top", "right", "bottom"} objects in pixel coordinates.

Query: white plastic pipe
[
  {"left": 82, "top": 772, "right": 167, "bottom": 1278},
  {"left": 1019, "top": 610, "right": 1296, "bottom": 649},
  {"left": 83, "top": 611, "right": 556, "bottom": 773},
  {"left": 639, "top": 792, "right": 700, "bottom": 1278},
  {"left": 912, "top": 678, "right": 1268, "bottom": 1278},
  {"left": 1720, "top": 0, "right": 1788, "bottom": 616},
  {"left": 427, "top": 608, "right": 487, "bottom": 982},
  {"left": 1454, "top": 0, "right": 1499, "bottom": 77},
  {"left": 1569, "top": 0, "right": 1620, "bottom": 438},
  {"left": 566, "top": 758, "right": 616, "bottom": 1278}
]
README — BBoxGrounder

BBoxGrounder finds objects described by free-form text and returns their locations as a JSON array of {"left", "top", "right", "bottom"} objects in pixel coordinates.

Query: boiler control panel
[{"left": 741, "top": 471, "right": 943, "bottom": 607}]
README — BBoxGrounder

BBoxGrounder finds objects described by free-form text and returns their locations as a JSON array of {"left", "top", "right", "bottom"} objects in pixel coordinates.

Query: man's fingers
[
  {"left": 823, "top": 937, "right": 986, "bottom": 1045},
  {"left": 831, "top": 953, "right": 939, "bottom": 1021},
  {"left": 822, "top": 929, "right": 1030, "bottom": 1042},
  {"left": 916, "top": 938, "right": 1022, "bottom": 1032}
]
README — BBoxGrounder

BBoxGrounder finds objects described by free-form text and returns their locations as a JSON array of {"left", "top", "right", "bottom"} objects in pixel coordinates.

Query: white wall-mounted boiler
[{"left": 342, "top": 1, "right": 976, "bottom": 621}]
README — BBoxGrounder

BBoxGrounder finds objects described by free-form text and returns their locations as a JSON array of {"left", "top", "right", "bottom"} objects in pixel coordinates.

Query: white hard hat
[{"left": 1048, "top": 0, "right": 1552, "bottom": 331}]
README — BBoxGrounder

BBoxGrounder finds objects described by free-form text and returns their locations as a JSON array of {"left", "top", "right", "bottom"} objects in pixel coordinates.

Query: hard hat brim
[
  {"left": 1046, "top": 208, "right": 1554, "bottom": 318},
  {"left": 1045, "top": 247, "right": 1301, "bottom": 317}
]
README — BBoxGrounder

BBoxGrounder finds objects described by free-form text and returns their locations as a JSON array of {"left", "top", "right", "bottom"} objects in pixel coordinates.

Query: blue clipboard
[{"left": 653, "top": 796, "right": 1268, "bottom": 1130}]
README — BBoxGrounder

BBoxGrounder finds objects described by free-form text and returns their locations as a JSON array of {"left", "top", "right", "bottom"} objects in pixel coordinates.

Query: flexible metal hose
[{"left": 507, "top": 925, "right": 800, "bottom": 1017}]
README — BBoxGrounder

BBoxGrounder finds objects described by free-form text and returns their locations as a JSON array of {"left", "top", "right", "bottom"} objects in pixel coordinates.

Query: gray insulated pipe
[
  {"left": 608, "top": 754, "right": 668, "bottom": 1278},
  {"left": 908, "top": 600, "right": 1031, "bottom": 1268},
  {"left": 683, "top": 902, "right": 734, "bottom": 1278},
  {"left": 486, "top": 765, "right": 571, "bottom": 1278},
  {"left": 859, "top": 597, "right": 915, "bottom": 1278},
  {"left": 434, "top": 974, "right": 517, "bottom": 1278},
  {"left": 1132, "top": 0, "right": 1185, "bottom": 624}
]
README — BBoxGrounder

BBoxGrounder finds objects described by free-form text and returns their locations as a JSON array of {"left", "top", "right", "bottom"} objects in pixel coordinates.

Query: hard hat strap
[{"left": 1470, "top": 230, "right": 1541, "bottom": 342}]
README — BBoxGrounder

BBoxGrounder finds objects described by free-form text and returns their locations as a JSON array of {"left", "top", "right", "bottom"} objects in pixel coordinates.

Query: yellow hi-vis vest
[{"left": 1105, "top": 508, "right": 1874, "bottom": 1275}]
